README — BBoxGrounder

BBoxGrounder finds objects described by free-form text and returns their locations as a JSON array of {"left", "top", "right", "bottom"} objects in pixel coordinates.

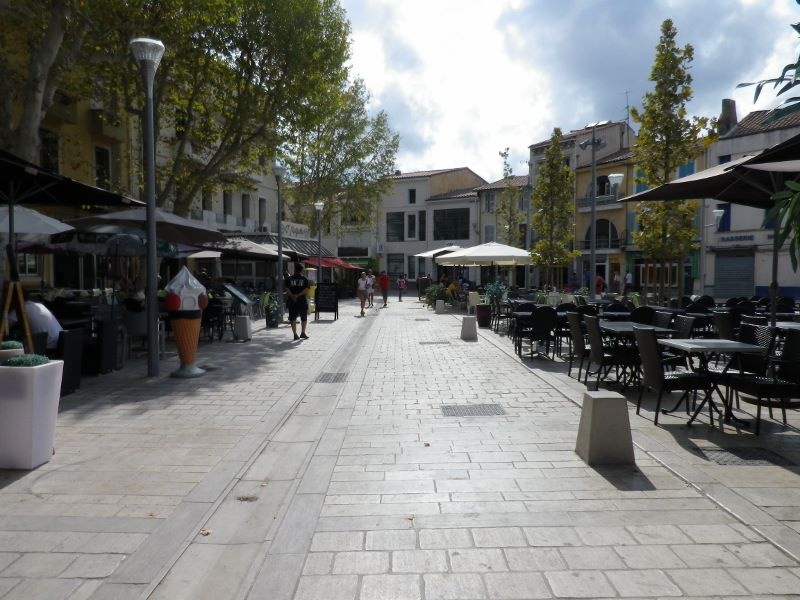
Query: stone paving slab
[{"left": 0, "top": 300, "right": 799, "bottom": 599}]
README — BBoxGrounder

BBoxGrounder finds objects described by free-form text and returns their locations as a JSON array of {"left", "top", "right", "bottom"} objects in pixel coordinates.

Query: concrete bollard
[
  {"left": 575, "top": 390, "right": 635, "bottom": 466},
  {"left": 460, "top": 316, "right": 477, "bottom": 341},
  {"left": 435, "top": 299, "right": 445, "bottom": 314}
]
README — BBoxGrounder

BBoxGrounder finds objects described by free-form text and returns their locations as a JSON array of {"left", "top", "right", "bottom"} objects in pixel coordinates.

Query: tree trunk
[{"left": 10, "top": 1, "right": 72, "bottom": 162}]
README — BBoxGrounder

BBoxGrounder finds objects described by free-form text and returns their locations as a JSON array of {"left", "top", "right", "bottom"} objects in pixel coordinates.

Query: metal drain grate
[
  {"left": 415, "top": 318, "right": 431, "bottom": 321},
  {"left": 316, "top": 372, "right": 348, "bottom": 383},
  {"left": 441, "top": 403, "right": 505, "bottom": 417},
  {"left": 695, "top": 447, "right": 794, "bottom": 466},
  {"left": 420, "top": 341, "right": 450, "bottom": 345}
]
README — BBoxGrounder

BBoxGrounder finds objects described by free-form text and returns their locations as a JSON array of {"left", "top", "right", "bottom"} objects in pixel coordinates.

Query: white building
[{"left": 702, "top": 101, "right": 800, "bottom": 300}]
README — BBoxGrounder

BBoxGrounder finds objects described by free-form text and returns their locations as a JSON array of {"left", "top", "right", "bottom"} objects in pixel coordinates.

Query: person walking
[
  {"left": 365, "top": 269, "right": 375, "bottom": 308},
  {"left": 285, "top": 262, "right": 310, "bottom": 340},
  {"left": 357, "top": 271, "right": 368, "bottom": 316},
  {"left": 397, "top": 273, "right": 407, "bottom": 302},
  {"left": 623, "top": 271, "right": 633, "bottom": 296},
  {"left": 378, "top": 270, "right": 390, "bottom": 308}
]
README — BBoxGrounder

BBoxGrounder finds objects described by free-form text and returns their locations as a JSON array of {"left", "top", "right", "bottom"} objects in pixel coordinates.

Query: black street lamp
[
  {"left": 129, "top": 37, "right": 165, "bottom": 377},
  {"left": 272, "top": 163, "right": 286, "bottom": 321}
]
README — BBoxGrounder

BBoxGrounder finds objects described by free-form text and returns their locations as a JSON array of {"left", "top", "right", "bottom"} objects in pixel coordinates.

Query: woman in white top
[
  {"left": 365, "top": 270, "right": 375, "bottom": 308},
  {"left": 356, "top": 272, "right": 368, "bottom": 316}
]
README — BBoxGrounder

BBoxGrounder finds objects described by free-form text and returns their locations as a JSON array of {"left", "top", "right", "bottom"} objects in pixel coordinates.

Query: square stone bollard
[
  {"left": 575, "top": 390, "right": 635, "bottom": 466},
  {"left": 435, "top": 299, "right": 445, "bottom": 314},
  {"left": 460, "top": 316, "right": 477, "bottom": 341}
]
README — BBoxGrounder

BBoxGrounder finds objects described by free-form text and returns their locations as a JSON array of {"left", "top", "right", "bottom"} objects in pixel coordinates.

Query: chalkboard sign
[
  {"left": 223, "top": 283, "right": 254, "bottom": 306},
  {"left": 315, "top": 282, "right": 338, "bottom": 320}
]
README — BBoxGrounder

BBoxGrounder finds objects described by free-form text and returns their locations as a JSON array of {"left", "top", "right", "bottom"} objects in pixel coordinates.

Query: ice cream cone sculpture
[{"left": 164, "top": 266, "right": 208, "bottom": 378}]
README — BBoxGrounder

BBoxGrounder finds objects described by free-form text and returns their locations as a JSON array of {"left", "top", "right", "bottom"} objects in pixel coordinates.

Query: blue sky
[{"left": 340, "top": 0, "right": 799, "bottom": 182}]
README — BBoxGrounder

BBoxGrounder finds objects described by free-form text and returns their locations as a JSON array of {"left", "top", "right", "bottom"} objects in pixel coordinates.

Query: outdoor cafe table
[
  {"left": 776, "top": 321, "right": 800, "bottom": 332},
  {"left": 600, "top": 321, "right": 673, "bottom": 337},
  {"left": 657, "top": 338, "right": 766, "bottom": 426}
]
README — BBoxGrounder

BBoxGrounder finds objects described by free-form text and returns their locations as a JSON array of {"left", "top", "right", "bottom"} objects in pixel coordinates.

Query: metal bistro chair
[
  {"left": 566, "top": 312, "right": 590, "bottom": 380},
  {"left": 521, "top": 305, "right": 558, "bottom": 360},
  {"left": 634, "top": 325, "right": 710, "bottom": 425},
  {"left": 725, "top": 328, "right": 800, "bottom": 434},
  {"left": 653, "top": 311, "right": 674, "bottom": 330},
  {"left": 630, "top": 305, "right": 656, "bottom": 325},
  {"left": 583, "top": 315, "right": 640, "bottom": 389}
]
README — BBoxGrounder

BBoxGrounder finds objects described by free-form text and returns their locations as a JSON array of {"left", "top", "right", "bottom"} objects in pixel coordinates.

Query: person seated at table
[
  {"left": 447, "top": 280, "right": 460, "bottom": 303},
  {"left": 8, "top": 295, "right": 64, "bottom": 350}
]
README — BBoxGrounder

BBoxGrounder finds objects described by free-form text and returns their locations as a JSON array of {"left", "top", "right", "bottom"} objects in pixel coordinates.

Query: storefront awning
[{"left": 305, "top": 256, "right": 360, "bottom": 270}]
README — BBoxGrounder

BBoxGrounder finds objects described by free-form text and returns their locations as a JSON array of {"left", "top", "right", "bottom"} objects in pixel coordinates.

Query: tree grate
[
  {"left": 695, "top": 446, "right": 794, "bottom": 466},
  {"left": 441, "top": 403, "right": 505, "bottom": 417},
  {"left": 315, "top": 372, "right": 348, "bottom": 383},
  {"left": 420, "top": 341, "right": 450, "bottom": 345}
]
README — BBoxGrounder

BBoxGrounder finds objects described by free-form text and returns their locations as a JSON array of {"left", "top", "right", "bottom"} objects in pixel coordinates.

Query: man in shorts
[
  {"left": 365, "top": 269, "right": 375, "bottom": 308},
  {"left": 285, "top": 262, "right": 310, "bottom": 340}
]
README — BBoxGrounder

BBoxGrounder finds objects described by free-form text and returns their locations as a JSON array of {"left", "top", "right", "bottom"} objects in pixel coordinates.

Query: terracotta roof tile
[
  {"left": 473, "top": 175, "right": 528, "bottom": 191},
  {"left": 428, "top": 188, "right": 479, "bottom": 201},
  {"left": 722, "top": 109, "right": 800, "bottom": 138},
  {"left": 388, "top": 168, "right": 465, "bottom": 180}
]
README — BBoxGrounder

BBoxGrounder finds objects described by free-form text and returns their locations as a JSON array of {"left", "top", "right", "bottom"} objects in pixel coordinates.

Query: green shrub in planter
[
  {"left": 1, "top": 341, "right": 23, "bottom": 350},
  {"left": 3, "top": 354, "right": 50, "bottom": 367},
  {"left": 424, "top": 284, "right": 448, "bottom": 308}
]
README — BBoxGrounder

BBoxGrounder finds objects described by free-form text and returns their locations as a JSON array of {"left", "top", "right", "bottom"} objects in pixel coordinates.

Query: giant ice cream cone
[
  {"left": 165, "top": 267, "right": 208, "bottom": 378},
  {"left": 172, "top": 316, "right": 201, "bottom": 368}
]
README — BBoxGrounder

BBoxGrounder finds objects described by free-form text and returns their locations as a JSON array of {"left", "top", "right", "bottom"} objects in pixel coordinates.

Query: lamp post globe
[
  {"left": 272, "top": 163, "right": 286, "bottom": 321},
  {"left": 129, "top": 37, "right": 164, "bottom": 378}
]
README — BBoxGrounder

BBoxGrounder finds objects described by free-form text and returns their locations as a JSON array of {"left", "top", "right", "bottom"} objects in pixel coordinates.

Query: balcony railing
[
  {"left": 577, "top": 193, "right": 621, "bottom": 208},
  {"left": 575, "top": 237, "right": 621, "bottom": 250}
]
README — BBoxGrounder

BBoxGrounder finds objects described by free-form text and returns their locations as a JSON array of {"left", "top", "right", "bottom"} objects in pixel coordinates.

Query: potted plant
[
  {"left": 423, "top": 284, "right": 448, "bottom": 309},
  {"left": 0, "top": 340, "right": 24, "bottom": 362},
  {"left": 0, "top": 353, "right": 64, "bottom": 470},
  {"left": 477, "top": 281, "right": 507, "bottom": 328}
]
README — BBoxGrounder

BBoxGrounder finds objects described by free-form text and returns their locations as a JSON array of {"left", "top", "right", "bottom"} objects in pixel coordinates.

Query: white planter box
[
  {"left": 0, "top": 348, "right": 24, "bottom": 362},
  {"left": 0, "top": 360, "right": 64, "bottom": 469}
]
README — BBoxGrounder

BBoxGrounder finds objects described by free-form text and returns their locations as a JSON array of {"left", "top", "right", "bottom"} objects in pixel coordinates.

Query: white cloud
[{"left": 342, "top": 0, "right": 799, "bottom": 182}]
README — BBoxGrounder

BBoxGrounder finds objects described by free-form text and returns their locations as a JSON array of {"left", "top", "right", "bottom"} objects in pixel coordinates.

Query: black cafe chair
[
  {"left": 634, "top": 326, "right": 710, "bottom": 425},
  {"left": 584, "top": 315, "right": 640, "bottom": 389},
  {"left": 566, "top": 312, "right": 589, "bottom": 380},
  {"left": 725, "top": 329, "right": 800, "bottom": 434}
]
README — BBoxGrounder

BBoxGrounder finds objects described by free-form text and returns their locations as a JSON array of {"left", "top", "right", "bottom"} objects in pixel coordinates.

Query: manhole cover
[
  {"left": 316, "top": 372, "right": 348, "bottom": 383},
  {"left": 420, "top": 341, "right": 450, "bottom": 345},
  {"left": 441, "top": 404, "right": 505, "bottom": 417},
  {"left": 696, "top": 447, "right": 794, "bottom": 466}
]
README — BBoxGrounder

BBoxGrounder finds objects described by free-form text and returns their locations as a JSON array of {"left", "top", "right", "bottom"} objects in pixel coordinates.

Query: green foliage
[
  {"left": 424, "top": 285, "right": 448, "bottom": 307},
  {"left": 483, "top": 280, "right": 508, "bottom": 304},
  {"left": 631, "top": 18, "right": 714, "bottom": 299},
  {"left": 284, "top": 78, "right": 399, "bottom": 235},
  {"left": 531, "top": 128, "right": 580, "bottom": 288},
  {"left": 737, "top": 4, "right": 800, "bottom": 123},
  {"left": 495, "top": 148, "right": 523, "bottom": 246},
  {"left": 262, "top": 292, "right": 281, "bottom": 328},
  {"left": 1, "top": 341, "right": 23, "bottom": 350},
  {"left": 0, "top": 0, "right": 391, "bottom": 225},
  {"left": 3, "top": 354, "right": 50, "bottom": 367},
  {"left": 770, "top": 180, "right": 800, "bottom": 270}
]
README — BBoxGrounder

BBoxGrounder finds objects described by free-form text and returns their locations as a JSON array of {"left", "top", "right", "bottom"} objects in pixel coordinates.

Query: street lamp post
[
  {"left": 314, "top": 200, "right": 324, "bottom": 283},
  {"left": 698, "top": 204, "right": 725, "bottom": 296},
  {"left": 272, "top": 163, "right": 286, "bottom": 322},
  {"left": 130, "top": 37, "right": 165, "bottom": 378},
  {"left": 579, "top": 123, "right": 605, "bottom": 300},
  {"left": 523, "top": 175, "right": 533, "bottom": 291}
]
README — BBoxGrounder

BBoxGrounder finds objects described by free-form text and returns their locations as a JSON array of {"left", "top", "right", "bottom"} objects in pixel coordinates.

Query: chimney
[{"left": 718, "top": 99, "right": 738, "bottom": 136}]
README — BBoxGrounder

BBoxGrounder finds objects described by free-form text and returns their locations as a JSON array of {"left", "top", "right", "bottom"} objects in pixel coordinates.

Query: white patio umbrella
[
  {"left": 435, "top": 241, "right": 532, "bottom": 266},
  {"left": 0, "top": 205, "right": 73, "bottom": 242},
  {"left": 414, "top": 245, "right": 462, "bottom": 258}
]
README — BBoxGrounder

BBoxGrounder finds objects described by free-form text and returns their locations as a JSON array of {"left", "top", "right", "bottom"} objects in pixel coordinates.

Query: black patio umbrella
[
  {"left": 623, "top": 132, "right": 800, "bottom": 324},
  {"left": 68, "top": 206, "right": 226, "bottom": 245}
]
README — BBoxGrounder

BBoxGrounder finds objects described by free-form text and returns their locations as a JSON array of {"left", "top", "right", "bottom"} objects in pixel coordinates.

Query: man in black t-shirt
[{"left": 285, "top": 262, "right": 310, "bottom": 340}]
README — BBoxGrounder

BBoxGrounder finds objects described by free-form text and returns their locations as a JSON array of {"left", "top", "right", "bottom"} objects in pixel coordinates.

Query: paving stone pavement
[{"left": 1, "top": 297, "right": 800, "bottom": 599}]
